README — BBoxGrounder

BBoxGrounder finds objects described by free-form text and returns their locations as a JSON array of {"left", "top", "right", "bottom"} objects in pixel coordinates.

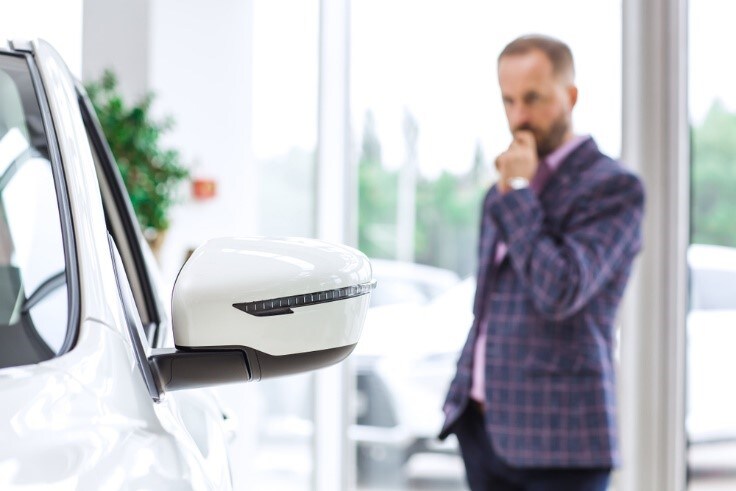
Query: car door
[
  {"left": 0, "top": 39, "right": 230, "bottom": 490},
  {"left": 0, "top": 41, "right": 99, "bottom": 488},
  {"left": 77, "top": 67, "right": 234, "bottom": 489}
]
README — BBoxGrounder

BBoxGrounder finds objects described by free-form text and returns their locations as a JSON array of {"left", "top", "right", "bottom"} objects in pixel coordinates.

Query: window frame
[
  {"left": 0, "top": 49, "right": 81, "bottom": 360},
  {"left": 107, "top": 233, "right": 163, "bottom": 401},
  {"left": 619, "top": 0, "right": 689, "bottom": 489},
  {"left": 76, "top": 85, "right": 165, "bottom": 348},
  {"left": 75, "top": 83, "right": 168, "bottom": 401}
]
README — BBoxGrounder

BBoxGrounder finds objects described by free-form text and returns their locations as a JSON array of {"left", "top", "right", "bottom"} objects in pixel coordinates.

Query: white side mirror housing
[{"left": 149, "top": 237, "right": 373, "bottom": 392}]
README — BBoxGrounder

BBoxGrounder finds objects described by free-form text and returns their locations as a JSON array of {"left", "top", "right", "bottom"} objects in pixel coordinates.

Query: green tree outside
[
  {"left": 358, "top": 112, "right": 399, "bottom": 259},
  {"left": 357, "top": 99, "right": 736, "bottom": 279},
  {"left": 357, "top": 112, "right": 489, "bottom": 277},
  {"left": 691, "top": 100, "right": 736, "bottom": 247}
]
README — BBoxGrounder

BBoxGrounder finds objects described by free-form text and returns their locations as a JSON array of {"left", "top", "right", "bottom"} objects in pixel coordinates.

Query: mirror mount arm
[{"left": 148, "top": 348, "right": 252, "bottom": 393}]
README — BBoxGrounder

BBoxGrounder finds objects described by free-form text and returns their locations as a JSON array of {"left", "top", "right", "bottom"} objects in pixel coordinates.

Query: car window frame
[
  {"left": 0, "top": 48, "right": 81, "bottom": 358},
  {"left": 76, "top": 85, "right": 165, "bottom": 347},
  {"left": 107, "top": 233, "right": 163, "bottom": 401}
]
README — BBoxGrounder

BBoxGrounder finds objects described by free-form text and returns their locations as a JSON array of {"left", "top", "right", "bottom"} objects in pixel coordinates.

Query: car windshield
[{"left": 0, "top": 53, "right": 68, "bottom": 368}]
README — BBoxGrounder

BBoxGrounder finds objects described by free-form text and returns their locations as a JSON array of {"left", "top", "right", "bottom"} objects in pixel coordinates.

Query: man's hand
[{"left": 495, "top": 130, "right": 539, "bottom": 194}]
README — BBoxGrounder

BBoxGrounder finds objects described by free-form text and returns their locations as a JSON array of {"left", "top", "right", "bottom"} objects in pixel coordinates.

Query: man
[{"left": 439, "top": 35, "right": 645, "bottom": 491}]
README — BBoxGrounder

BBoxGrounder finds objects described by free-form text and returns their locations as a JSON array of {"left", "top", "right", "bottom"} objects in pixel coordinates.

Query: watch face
[{"left": 509, "top": 177, "right": 530, "bottom": 190}]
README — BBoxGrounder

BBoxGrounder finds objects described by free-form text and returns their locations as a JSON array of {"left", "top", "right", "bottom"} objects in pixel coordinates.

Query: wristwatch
[{"left": 507, "top": 176, "right": 530, "bottom": 190}]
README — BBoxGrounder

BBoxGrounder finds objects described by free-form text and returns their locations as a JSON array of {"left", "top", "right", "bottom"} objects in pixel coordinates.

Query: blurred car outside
[
  {"left": 686, "top": 244, "right": 736, "bottom": 464},
  {"left": 351, "top": 269, "right": 473, "bottom": 482},
  {"left": 368, "top": 259, "right": 461, "bottom": 308},
  {"left": 247, "top": 259, "right": 461, "bottom": 485},
  {"left": 352, "top": 244, "right": 736, "bottom": 484}
]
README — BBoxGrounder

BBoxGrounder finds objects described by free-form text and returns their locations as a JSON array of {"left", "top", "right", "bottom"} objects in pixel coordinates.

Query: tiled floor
[
  {"left": 688, "top": 440, "right": 736, "bottom": 491},
  {"left": 355, "top": 448, "right": 736, "bottom": 491},
  {"left": 690, "top": 480, "right": 736, "bottom": 491},
  {"left": 242, "top": 437, "right": 736, "bottom": 491}
]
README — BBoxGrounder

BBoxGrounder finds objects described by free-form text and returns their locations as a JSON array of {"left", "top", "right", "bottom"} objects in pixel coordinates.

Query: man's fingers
[{"left": 513, "top": 130, "right": 536, "bottom": 147}]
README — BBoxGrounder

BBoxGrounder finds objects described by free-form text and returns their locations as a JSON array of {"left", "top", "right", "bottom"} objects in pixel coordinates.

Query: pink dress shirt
[{"left": 470, "top": 135, "right": 589, "bottom": 404}]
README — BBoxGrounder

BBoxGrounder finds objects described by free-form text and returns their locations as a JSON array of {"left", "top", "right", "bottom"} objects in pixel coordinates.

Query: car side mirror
[{"left": 149, "top": 237, "right": 374, "bottom": 392}]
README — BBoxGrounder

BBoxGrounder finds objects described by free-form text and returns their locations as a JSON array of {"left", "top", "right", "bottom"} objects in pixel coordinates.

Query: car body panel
[
  {"left": 0, "top": 40, "right": 231, "bottom": 489},
  {"left": 33, "top": 39, "right": 120, "bottom": 332},
  {"left": 0, "top": 320, "right": 227, "bottom": 489},
  {"left": 2, "top": 37, "right": 371, "bottom": 489}
]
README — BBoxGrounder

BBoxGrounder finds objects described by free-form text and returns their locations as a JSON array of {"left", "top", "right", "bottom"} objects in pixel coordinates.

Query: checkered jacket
[{"left": 439, "top": 137, "right": 644, "bottom": 468}]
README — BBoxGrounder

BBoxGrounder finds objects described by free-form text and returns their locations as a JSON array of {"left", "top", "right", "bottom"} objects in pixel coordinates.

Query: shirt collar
[{"left": 543, "top": 134, "right": 589, "bottom": 173}]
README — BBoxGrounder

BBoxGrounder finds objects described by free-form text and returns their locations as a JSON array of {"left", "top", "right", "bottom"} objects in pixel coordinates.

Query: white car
[
  {"left": 0, "top": 40, "right": 373, "bottom": 490},
  {"left": 352, "top": 244, "right": 736, "bottom": 480},
  {"left": 368, "top": 259, "right": 460, "bottom": 308},
  {"left": 352, "top": 273, "right": 472, "bottom": 480},
  {"left": 686, "top": 244, "right": 736, "bottom": 444}
]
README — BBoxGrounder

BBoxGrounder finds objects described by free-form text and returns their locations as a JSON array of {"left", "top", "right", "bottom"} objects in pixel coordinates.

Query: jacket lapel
[
  {"left": 473, "top": 186, "right": 500, "bottom": 316},
  {"left": 473, "top": 137, "right": 600, "bottom": 316},
  {"left": 540, "top": 137, "right": 599, "bottom": 202}
]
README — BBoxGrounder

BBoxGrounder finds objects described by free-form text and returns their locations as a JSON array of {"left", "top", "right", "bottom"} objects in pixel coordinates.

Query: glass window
[
  {"left": 222, "top": 2, "right": 320, "bottom": 489},
  {"left": 688, "top": 2, "right": 736, "bottom": 489},
  {"left": 81, "top": 95, "right": 163, "bottom": 345},
  {"left": 351, "top": 1, "right": 622, "bottom": 487},
  {"left": 0, "top": 54, "right": 69, "bottom": 368},
  {"left": 252, "top": 0, "right": 319, "bottom": 238}
]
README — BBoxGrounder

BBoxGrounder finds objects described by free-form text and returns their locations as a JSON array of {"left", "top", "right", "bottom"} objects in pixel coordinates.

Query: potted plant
[{"left": 85, "top": 70, "right": 189, "bottom": 256}]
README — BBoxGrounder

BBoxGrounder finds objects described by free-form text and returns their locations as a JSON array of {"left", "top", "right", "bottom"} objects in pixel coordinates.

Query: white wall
[
  {"left": 83, "top": 3, "right": 261, "bottom": 489},
  {"left": 1, "top": 0, "right": 83, "bottom": 76},
  {"left": 82, "top": 0, "right": 149, "bottom": 101},
  {"left": 82, "top": 0, "right": 257, "bottom": 285},
  {"left": 149, "top": 0, "right": 256, "bottom": 285}
]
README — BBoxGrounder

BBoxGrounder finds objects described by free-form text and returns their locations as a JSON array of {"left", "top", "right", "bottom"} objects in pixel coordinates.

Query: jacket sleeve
[{"left": 488, "top": 171, "right": 645, "bottom": 321}]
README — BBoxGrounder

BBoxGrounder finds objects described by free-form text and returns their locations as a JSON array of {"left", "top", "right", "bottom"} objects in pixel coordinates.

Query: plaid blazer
[{"left": 439, "top": 137, "right": 644, "bottom": 468}]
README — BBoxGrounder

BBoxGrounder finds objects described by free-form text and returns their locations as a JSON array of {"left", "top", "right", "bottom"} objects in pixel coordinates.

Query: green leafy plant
[{"left": 85, "top": 70, "right": 189, "bottom": 240}]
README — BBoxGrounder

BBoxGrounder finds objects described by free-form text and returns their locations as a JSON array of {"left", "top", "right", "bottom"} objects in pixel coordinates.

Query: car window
[
  {"left": 78, "top": 89, "right": 164, "bottom": 347},
  {"left": 0, "top": 54, "right": 69, "bottom": 368}
]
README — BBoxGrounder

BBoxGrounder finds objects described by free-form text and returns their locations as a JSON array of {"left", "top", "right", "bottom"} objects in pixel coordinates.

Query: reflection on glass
[
  {"left": 237, "top": 1, "right": 319, "bottom": 490},
  {"left": 352, "top": 0, "right": 621, "bottom": 488},
  {"left": 0, "top": 55, "right": 69, "bottom": 369},
  {"left": 688, "top": 2, "right": 736, "bottom": 489}
]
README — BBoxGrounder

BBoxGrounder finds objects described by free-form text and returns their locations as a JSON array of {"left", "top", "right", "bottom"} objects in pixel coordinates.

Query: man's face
[{"left": 498, "top": 49, "right": 577, "bottom": 157}]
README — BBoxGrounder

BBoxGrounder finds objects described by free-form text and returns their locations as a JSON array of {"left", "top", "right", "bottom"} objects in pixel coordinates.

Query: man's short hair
[{"left": 498, "top": 35, "right": 575, "bottom": 82}]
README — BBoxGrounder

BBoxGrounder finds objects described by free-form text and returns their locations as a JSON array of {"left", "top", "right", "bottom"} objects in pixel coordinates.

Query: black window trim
[
  {"left": 21, "top": 51, "right": 81, "bottom": 356},
  {"left": 76, "top": 85, "right": 162, "bottom": 342},
  {"left": 107, "top": 234, "right": 163, "bottom": 401}
]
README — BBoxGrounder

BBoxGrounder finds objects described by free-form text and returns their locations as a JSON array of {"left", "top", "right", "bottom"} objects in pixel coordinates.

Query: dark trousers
[{"left": 452, "top": 403, "right": 611, "bottom": 491}]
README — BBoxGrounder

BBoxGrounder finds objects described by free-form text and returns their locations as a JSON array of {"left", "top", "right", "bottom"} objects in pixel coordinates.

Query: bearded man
[{"left": 439, "top": 34, "right": 645, "bottom": 491}]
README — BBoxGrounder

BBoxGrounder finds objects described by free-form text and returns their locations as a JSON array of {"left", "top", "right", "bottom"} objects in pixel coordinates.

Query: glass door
[
  {"left": 350, "top": 1, "right": 622, "bottom": 488},
  {"left": 687, "top": 1, "right": 736, "bottom": 489}
]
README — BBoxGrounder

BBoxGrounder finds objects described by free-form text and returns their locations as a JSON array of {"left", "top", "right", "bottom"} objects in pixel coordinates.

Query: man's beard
[{"left": 517, "top": 113, "right": 570, "bottom": 158}]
